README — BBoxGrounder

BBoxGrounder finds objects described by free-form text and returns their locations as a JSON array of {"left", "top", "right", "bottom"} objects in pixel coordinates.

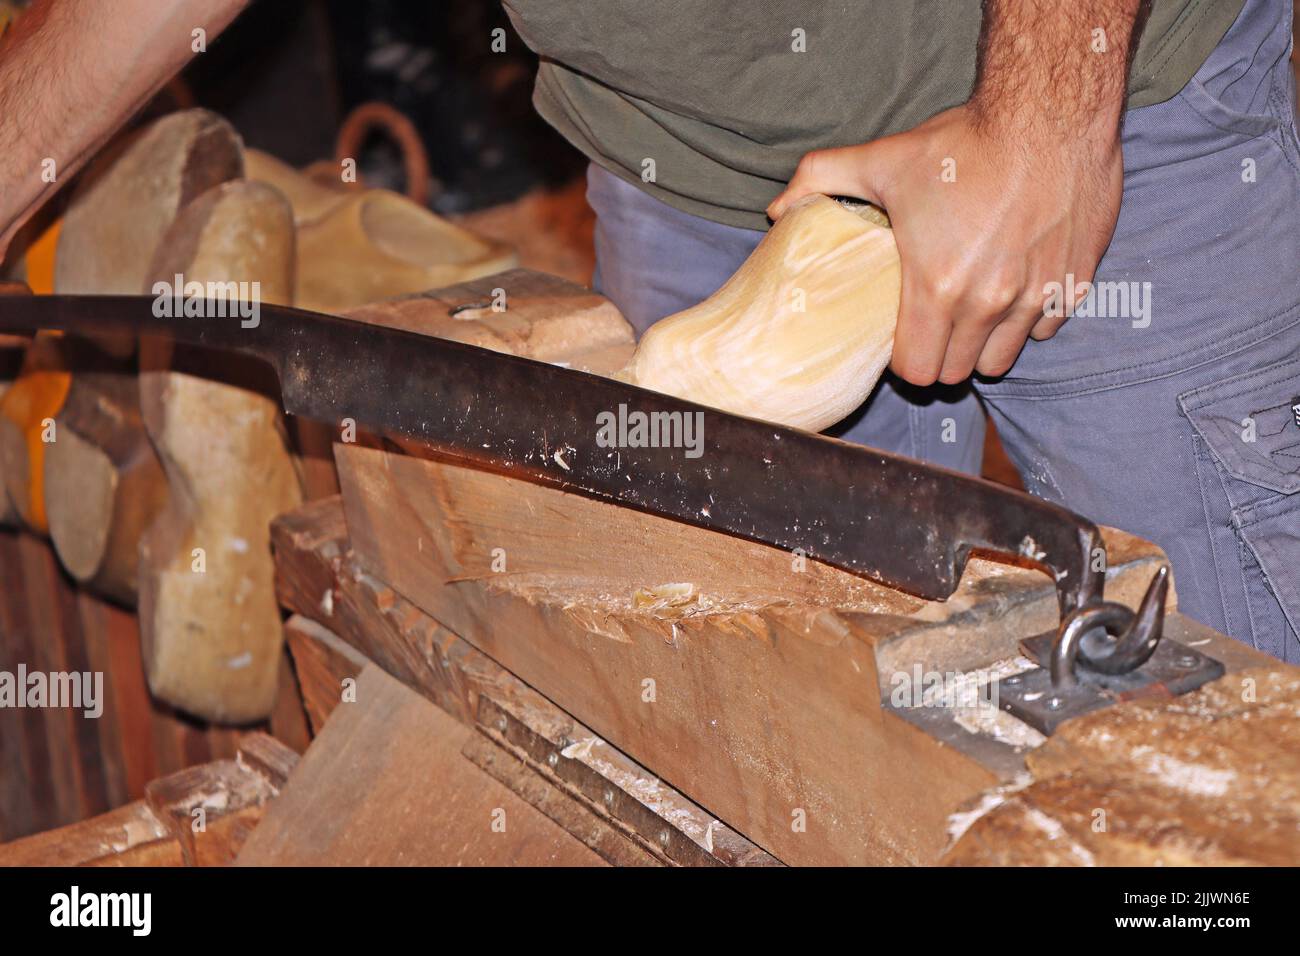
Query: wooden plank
[
  {"left": 235, "top": 731, "right": 300, "bottom": 789},
  {"left": 268, "top": 646, "right": 312, "bottom": 754},
  {"left": 18, "top": 532, "right": 81, "bottom": 826},
  {"left": 49, "top": 542, "right": 109, "bottom": 822},
  {"left": 273, "top": 499, "right": 777, "bottom": 866},
  {"left": 274, "top": 498, "right": 471, "bottom": 723},
  {"left": 99, "top": 594, "right": 157, "bottom": 802},
  {"left": 235, "top": 665, "right": 606, "bottom": 867},
  {"left": 77, "top": 592, "right": 128, "bottom": 808},
  {"left": 283, "top": 614, "right": 367, "bottom": 734},
  {"left": 343, "top": 268, "right": 633, "bottom": 371},
  {"left": 333, "top": 446, "right": 1194, "bottom": 865},
  {"left": 460, "top": 733, "right": 661, "bottom": 867},
  {"left": 0, "top": 800, "right": 169, "bottom": 866},
  {"left": 0, "top": 531, "right": 49, "bottom": 839},
  {"left": 0, "top": 739, "right": 290, "bottom": 867},
  {"left": 144, "top": 755, "right": 281, "bottom": 867}
]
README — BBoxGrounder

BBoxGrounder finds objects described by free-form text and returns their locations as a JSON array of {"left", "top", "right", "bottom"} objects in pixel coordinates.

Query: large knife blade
[{"left": 0, "top": 289, "right": 1108, "bottom": 615}]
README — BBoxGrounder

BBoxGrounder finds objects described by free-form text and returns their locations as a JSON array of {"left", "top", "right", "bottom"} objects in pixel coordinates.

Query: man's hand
[{"left": 767, "top": 0, "right": 1144, "bottom": 386}]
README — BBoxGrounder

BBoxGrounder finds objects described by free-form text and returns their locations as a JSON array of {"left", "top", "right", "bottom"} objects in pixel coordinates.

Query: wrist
[{"left": 965, "top": 92, "right": 1122, "bottom": 149}]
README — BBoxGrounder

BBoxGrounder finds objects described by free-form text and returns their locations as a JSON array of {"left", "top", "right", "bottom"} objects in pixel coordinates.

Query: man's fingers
[
  {"left": 936, "top": 271, "right": 1025, "bottom": 383},
  {"left": 767, "top": 143, "right": 885, "bottom": 220},
  {"left": 889, "top": 266, "right": 954, "bottom": 386},
  {"left": 1029, "top": 312, "right": 1069, "bottom": 341},
  {"left": 975, "top": 297, "right": 1044, "bottom": 377},
  {"left": 1030, "top": 266, "right": 1091, "bottom": 340}
]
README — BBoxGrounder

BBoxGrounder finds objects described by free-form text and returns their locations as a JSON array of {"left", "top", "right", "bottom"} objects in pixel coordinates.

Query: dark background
[{"left": 180, "top": 0, "right": 583, "bottom": 212}]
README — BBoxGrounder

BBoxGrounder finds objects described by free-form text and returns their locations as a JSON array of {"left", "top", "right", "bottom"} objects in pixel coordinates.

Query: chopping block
[{"left": 309, "top": 270, "right": 1270, "bottom": 865}]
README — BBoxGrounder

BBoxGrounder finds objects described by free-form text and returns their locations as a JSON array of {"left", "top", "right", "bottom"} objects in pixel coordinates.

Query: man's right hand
[{"left": 768, "top": 101, "right": 1124, "bottom": 386}]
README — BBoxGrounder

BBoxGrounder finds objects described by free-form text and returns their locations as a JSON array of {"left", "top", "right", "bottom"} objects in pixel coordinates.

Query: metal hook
[{"left": 1049, "top": 565, "right": 1170, "bottom": 688}]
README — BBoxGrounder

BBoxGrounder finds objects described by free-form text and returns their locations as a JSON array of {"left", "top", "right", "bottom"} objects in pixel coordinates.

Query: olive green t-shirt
[{"left": 503, "top": 0, "right": 1245, "bottom": 230}]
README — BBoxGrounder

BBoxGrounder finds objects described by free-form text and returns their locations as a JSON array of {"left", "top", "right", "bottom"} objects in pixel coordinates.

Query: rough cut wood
[
  {"left": 235, "top": 665, "right": 605, "bottom": 866},
  {"left": 0, "top": 800, "right": 169, "bottom": 867},
  {"left": 0, "top": 734, "right": 289, "bottom": 866},
  {"left": 943, "top": 666, "right": 1300, "bottom": 866},
  {"left": 44, "top": 368, "right": 166, "bottom": 605},
  {"left": 268, "top": 647, "right": 313, "bottom": 754},
  {"left": 283, "top": 614, "right": 367, "bottom": 734},
  {"left": 138, "top": 179, "right": 303, "bottom": 723},
  {"left": 620, "top": 196, "right": 898, "bottom": 431},
  {"left": 344, "top": 268, "right": 633, "bottom": 368},
  {"left": 335, "top": 446, "right": 1190, "bottom": 865},
  {"left": 143, "top": 734, "right": 293, "bottom": 867},
  {"left": 273, "top": 497, "right": 776, "bottom": 866}
]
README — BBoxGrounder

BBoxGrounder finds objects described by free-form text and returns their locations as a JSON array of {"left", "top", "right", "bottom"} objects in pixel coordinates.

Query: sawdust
[
  {"left": 945, "top": 772, "right": 1033, "bottom": 846},
  {"left": 925, "top": 656, "right": 1047, "bottom": 750}
]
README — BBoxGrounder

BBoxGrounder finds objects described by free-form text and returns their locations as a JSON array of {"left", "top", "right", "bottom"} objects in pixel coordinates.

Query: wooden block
[
  {"left": 268, "top": 646, "right": 313, "bottom": 754},
  {"left": 234, "top": 665, "right": 605, "bottom": 866},
  {"left": 143, "top": 755, "right": 280, "bottom": 866},
  {"left": 283, "top": 614, "right": 367, "bottom": 734},
  {"left": 343, "top": 268, "right": 633, "bottom": 366},
  {"left": 236, "top": 731, "right": 300, "bottom": 789},
  {"left": 0, "top": 800, "right": 169, "bottom": 866},
  {"left": 273, "top": 498, "right": 775, "bottom": 866},
  {"left": 944, "top": 667, "right": 1300, "bottom": 866},
  {"left": 333, "top": 447, "right": 1189, "bottom": 865},
  {"left": 0, "top": 746, "right": 284, "bottom": 866}
]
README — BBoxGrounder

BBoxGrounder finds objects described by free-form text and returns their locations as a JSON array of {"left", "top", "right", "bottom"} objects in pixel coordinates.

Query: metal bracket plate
[{"left": 995, "top": 629, "right": 1225, "bottom": 736}]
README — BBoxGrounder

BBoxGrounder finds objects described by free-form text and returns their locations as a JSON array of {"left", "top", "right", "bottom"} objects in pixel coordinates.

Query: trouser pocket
[{"left": 1180, "top": 354, "right": 1300, "bottom": 662}]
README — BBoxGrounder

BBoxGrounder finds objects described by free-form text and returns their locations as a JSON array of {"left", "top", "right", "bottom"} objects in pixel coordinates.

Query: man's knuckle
[
  {"left": 922, "top": 272, "right": 962, "bottom": 308},
  {"left": 975, "top": 277, "right": 1020, "bottom": 314}
]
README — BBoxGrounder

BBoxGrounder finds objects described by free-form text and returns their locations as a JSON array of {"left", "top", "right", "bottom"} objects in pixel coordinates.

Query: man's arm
[
  {"left": 0, "top": 0, "right": 249, "bottom": 257},
  {"left": 769, "top": 0, "right": 1147, "bottom": 386}
]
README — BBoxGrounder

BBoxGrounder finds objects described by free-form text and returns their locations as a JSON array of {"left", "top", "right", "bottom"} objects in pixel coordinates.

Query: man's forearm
[
  {"left": 970, "top": 0, "right": 1148, "bottom": 139},
  {"left": 0, "top": 0, "right": 249, "bottom": 253}
]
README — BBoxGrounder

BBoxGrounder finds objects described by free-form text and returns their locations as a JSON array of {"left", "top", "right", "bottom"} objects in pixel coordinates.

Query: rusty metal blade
[{"left": 0, "top": 293, "right": 1107, "bottom": 612}]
